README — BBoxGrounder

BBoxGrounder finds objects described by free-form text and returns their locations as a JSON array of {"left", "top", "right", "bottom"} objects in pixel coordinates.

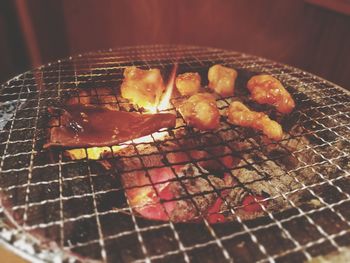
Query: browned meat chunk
[
  {"left": 44, "top": 104, "right": 176, "bottom": 148},
  {"left": 227, "top": 101, "right": 283, "bottom": 140},
  {"left": 175, "top": 72, "right": 201, "bottom": 96},
  {"left": 208, "top": 64, "right": 237, "bottom": 96},
  {"left": 247, "top": 75, "right": 295, "bottom": 114},
  {"left": 121, "top": 66, "right": 165, "bottom": 110},
  {"left": 179, "top": 93, "right": 220, "bottom": 130}
]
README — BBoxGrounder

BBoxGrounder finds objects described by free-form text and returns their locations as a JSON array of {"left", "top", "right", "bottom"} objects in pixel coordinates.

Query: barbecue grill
[{"left": 0, "top": 45, "right": 349, "bottom": 262}]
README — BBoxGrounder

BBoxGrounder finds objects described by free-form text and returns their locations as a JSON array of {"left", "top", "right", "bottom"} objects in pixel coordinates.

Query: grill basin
[{"left": 0, "top": 45, "right": 349, "bottom": 262}]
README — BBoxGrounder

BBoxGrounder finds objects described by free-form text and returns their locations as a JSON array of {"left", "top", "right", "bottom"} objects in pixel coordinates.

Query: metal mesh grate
[{"left": 0, "top": 45, "right": 349, "bottom": 262}]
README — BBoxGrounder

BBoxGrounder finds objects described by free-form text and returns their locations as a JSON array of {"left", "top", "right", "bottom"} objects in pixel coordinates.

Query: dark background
[{"left": 0, "top": 0, "right": 349, "bottom": 88}]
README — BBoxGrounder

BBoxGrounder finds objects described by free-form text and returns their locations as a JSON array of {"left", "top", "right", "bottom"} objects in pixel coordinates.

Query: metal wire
[{"left": 0, "top": 45, "right": 349, "bottom": 262}]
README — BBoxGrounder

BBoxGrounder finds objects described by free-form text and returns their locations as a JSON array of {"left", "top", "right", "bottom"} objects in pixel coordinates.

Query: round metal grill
[{"left": 0, "top": 45, "right": 349, "bottom": 262}]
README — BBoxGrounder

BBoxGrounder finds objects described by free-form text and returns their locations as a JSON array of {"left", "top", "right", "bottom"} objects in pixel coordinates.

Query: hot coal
[{"left": 104, "top": 124, "right": 348, "bottom": 223}]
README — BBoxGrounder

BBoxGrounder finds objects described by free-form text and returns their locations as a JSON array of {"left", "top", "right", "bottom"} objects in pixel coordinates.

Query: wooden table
[{"left": 0, "top": 244, "right": 27, "bottom": 263}]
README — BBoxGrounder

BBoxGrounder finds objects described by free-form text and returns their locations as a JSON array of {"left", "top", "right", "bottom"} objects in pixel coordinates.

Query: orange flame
[
  {"left": 157, "top": 64, "right": 178, "bottom": 112},
  {"left": 148, "top": 64, "right": 178, "bottom": 113}
]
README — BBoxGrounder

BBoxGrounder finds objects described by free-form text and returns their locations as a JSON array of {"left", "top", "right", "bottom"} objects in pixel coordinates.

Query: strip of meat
[
  {"left": 247, "top": 74, "right": 295, "bottom": 114},
  {"left": 44, "top": 104, "right": 176, "bottom": 148},
  {"left": 227, "top": 101, "right": 283, "bottom": 140}
]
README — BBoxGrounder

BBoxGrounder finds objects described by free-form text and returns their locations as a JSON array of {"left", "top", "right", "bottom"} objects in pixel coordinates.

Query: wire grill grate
[{"left": 0, "top": 45, "right": 349, "bottom": 262}]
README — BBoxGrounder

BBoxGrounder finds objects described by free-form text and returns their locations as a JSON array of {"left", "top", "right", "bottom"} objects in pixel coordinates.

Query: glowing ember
[
  {"left": 67, "top": 128, "right": 170, "bottom": 160},
  {"left": 66, "top": 147, "right": 112, "bottom": 160},
  {"left": 124, "top": 167, "right": 177, "bottom": 221}
]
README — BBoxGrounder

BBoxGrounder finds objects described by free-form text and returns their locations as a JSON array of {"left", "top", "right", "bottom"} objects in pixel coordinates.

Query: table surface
[{"left": 0, "top": 244, "right": 27, "bottom": 263}]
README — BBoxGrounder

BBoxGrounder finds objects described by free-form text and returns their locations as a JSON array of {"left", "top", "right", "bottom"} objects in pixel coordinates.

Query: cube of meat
[
  {"left": 121, "top": 66, "right": 165, "bottom": 110},
  {"left": 208, "top": 64, "right": 237, "bottom": 96},
  {"left": 179, "top": 93, "right": 220, "bottom": 130},
  {"left": 175, "top": 72, "right": 201, "bottom": 96},
  {"left": 227, "top": 101, "right": 283, "bottom": 140},
  {"left": 247, "top": 75, "right": 295, "bottom": 114}
]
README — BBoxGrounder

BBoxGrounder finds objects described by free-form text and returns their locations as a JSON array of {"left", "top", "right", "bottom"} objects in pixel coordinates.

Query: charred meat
[{"left": 44, "top": 104, "right": 176, "bottom": 148}]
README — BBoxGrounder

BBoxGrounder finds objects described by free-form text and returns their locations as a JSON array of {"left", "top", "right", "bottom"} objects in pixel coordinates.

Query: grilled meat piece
[
  {"left": 121, "top": 66, "right": 165, "bottom": 111},
  {"left": 227, "top": 101, "right": 283, "bottom": 140},
  {"left": 179, "top": 93, "right": 220, "bottom": 130},
  {"left": 247, "top": 75, "right": 295, "bottom": 114},
  {"left": 44, "top": 104, "right": 176, "bottom": 148},
  {"left": 175, "top": 72, "right": 201, "bottom": 96},
  {"left": 208, "top": 64, "right": 237, "bottom": 97}
]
